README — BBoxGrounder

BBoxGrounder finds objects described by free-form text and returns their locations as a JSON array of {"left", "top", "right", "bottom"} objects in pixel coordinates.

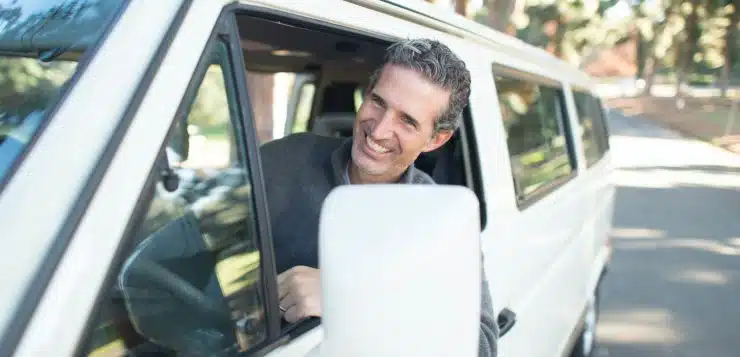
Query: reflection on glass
[
  {"left": 495, "top": 75, "right": 574, "bottom": 197},
  {"left": 573, "top": 91, "right": 608, "bottom": 167},
  {"left": 0, "top": 0, "right": 125, "bottom": 183},
  {"left": 0, "top": 57, "right": 76, "bottom": 177}
]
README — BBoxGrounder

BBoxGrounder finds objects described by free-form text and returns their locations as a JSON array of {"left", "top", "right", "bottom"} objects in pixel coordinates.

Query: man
[{"left": 259, "top": 38, "right": 498, "bottom": 357}]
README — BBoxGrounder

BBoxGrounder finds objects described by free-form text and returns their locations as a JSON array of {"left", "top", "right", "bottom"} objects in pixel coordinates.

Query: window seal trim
[
  {"left": 221, "top": 6, "right": 282, "bottom": 342},
  {"left": 459, "top": 106, "right": 487, "bottom": 229}
]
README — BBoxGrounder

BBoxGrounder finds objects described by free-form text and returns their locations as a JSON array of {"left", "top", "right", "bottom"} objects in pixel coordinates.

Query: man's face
[{"left": 350, "top": 64, "right": 453, "bottom": 183}]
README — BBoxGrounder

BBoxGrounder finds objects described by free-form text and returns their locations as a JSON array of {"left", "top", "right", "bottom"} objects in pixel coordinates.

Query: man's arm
[{"left": 479, "top": 272, "right": 499, "bottom": 357}]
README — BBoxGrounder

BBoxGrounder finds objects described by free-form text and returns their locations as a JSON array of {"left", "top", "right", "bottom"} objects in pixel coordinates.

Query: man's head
[{"left": 349, "top": 38, "right": 471, "bottom": 183}]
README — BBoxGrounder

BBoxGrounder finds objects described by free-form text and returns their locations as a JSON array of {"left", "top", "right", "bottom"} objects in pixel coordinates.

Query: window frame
[
  {"left": 459, "top": 106, "right": 488, "bottom": 229},
  {"left": 491, "top": 64, "right": 578, "bottom": 210}
]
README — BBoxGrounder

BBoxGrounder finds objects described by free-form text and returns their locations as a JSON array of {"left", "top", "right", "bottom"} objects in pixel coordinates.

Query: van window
[
  {"left": 494, "top": 74, "right": 575, "bottom": 205},
  {"left": 572, "top": 91, "right": 609, "bottom": 167},
  {"left": 79, "top": 40, "right": 267, "bottom": 357}
]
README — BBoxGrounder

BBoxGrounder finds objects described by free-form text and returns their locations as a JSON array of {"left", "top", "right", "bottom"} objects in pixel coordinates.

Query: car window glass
[
  {"left": 79, "top": 40, "right": 267, "bottom": 357},
  {"left": 495, "top": 74, "right": 574, "bottom": 202}
]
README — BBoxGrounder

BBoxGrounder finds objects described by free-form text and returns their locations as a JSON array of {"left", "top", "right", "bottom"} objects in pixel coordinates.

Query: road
[{"left": 595, "top": 111, "right": 740, "bottom": 357}]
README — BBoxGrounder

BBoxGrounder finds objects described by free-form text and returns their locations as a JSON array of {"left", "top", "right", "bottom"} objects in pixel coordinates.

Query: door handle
[{"left": 496, "top": 308, "right": 516, "bottom": 337}]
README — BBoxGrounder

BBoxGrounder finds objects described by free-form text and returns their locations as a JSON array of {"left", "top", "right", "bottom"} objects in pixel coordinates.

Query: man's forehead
[{"left": 373, "top": 65, "right": 450, "bottom": 117}]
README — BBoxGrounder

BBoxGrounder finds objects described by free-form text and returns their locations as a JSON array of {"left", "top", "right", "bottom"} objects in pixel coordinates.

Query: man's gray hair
[{"left": 367, "top": 38, "right": 471, "bottom": 132}]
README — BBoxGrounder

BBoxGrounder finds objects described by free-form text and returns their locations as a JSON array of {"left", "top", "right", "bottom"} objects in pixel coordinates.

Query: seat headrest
[{"left": 312, "top": 112, "right": 356, "bottom": 138}]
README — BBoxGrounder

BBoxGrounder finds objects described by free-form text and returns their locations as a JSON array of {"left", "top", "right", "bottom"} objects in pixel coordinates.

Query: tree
[
  {"left": 456, "top": 0, "right": 469, "bottom": 17},
  {"left": 720, "top": 2, "right": 738, "bottom": 96},
  {"left": 486, "top": 0, "right": 521, "bottom": 32},
  {"left": 674, "top": 0, "right": 702, "bottom": 98},
  {"left": 634, "top": 0, "right": 682, "bottom": 95}
]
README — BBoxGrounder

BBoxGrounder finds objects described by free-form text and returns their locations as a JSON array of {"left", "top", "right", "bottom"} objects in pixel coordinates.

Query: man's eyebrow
[
  {"left": 401, "top": 113, "right": 419, "bottom": 128},
  {"left": 370, "top": 92, "right": 386, "bottom": 107},
  {"left": 371, "top": 92, "right": 418, "bottom": 126}
]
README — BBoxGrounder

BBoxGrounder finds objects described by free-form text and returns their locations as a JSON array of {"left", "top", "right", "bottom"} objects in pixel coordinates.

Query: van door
[{"left": 471, "top": 62, "right": 590, "bottom": 357}]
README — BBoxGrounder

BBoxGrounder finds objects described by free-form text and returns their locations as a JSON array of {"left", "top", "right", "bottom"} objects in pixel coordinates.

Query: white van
[{"left": 0, "top": 0, "right": 614, "bottom": 357}]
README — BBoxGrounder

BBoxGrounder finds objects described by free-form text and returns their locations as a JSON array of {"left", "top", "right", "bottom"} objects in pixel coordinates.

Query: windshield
[{"left": 0, "top": 0, "right": 124, "bottom": 185}]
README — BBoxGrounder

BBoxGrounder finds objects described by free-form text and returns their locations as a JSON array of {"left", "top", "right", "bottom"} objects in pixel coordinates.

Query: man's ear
[{"left": 422, "top": 130, "right": 454, "bottom": 153}]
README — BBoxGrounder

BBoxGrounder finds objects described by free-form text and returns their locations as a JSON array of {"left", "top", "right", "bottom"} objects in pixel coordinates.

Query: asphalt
[{"left": 595, "top": 110, "right": 740, "bottom": 357}]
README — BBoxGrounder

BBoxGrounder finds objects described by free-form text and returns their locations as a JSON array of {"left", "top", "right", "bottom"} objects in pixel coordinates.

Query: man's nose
[{"left": 370, "top": 111, "right": 395, "bottom": 139}]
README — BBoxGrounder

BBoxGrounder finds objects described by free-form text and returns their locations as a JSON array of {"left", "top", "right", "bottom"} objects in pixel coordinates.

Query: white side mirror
[{"left": 318, "top": 185, "right": 482, "bottom": 357}]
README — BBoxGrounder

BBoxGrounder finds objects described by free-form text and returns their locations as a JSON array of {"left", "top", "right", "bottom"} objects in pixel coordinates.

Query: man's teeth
[{"left": 366, "top": 136, "right": 390, "bottom": 153}]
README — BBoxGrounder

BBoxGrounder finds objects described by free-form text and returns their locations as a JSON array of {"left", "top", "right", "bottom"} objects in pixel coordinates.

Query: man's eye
[{"left": 403, "top": 117, "right": 417, "bottom": 128}]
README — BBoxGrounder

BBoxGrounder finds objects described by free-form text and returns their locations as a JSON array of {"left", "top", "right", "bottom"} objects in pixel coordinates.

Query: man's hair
[{"left": 367, "top": 38, "right": 471, "bottom": 132}]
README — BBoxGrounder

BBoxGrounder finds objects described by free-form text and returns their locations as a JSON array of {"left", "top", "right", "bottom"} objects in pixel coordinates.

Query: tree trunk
[
  {"left": 553, "top": 16, "right": 567, "bottom": 59},
  {"left": 721, "top": 2, "right": 738, "bottom": 97},
  {"left": 643, "top": 55, "right": 658, "bottom": 96},
  {"left": 487, "top": 0, "right": 519, "bottom": 32},
  {"left": 455, "top": 0, "right": 468, "bottom": 17},
  {"left": 675, "top": 0, "right": 702, "bottom": 99}
]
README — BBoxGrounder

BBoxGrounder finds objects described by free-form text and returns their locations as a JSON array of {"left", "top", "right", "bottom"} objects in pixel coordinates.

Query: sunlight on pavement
[
  {"left": 667, "top": 269, "right": 729, "bottom": 286},
  {"left": 614, "top": 238, "right": 740, "bottom": 256},
  {"left": 612, "top": 168, "right": 740, "bottom": 190},
  {"left": 610, "top": 228, "right": 665, "bottom": 239},
  {"left": 598, "top": 308, "right": 683, "bottom": 345}
]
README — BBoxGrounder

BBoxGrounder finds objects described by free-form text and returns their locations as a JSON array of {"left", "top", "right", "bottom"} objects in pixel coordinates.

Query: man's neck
[{"left": 348, "top": 161, "right": 404, "bottom": 185}]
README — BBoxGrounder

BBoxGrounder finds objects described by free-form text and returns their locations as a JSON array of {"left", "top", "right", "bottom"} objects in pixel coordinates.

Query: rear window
[{"left": 0, "top": 0, "right": 124, "bottom": 186}]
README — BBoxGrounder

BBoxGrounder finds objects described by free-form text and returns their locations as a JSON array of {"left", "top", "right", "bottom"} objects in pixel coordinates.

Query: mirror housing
[{"left": 318, "top": 185, "right": 482, "bottom": 357}]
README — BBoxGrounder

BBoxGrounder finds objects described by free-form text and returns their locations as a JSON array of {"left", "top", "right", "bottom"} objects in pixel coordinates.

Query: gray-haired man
[{"left": 260, "top": 38, "right": 499, "bottom": 357}]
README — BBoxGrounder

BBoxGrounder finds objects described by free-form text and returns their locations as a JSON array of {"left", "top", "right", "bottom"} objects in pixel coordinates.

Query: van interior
[{"left": 237, "top": 13, "right": 481, "bottom": 191}]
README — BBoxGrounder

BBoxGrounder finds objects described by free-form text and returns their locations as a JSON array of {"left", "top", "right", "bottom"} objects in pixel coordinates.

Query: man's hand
[{"left": 277, "top": 266, "right": 322, "bottom": 323}]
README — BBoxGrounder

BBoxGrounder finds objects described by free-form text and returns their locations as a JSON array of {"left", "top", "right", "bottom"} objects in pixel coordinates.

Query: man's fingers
[
  {"left": 282, "top": 303, "right": 305, "bottom": 324},
  {"left": 277, "top": 268, "right": 295, "bottom": 299},
  {"left": 279, "top": 292, "right": 306, "bottom": 323},
  {"left": 279, "top": 290, "right": 298, "bottom": 312}
]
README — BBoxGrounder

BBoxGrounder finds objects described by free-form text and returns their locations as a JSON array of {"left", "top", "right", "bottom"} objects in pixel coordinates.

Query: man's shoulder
[
  {"left": 260, "top": 133, "right": 343, "bottom": 162},
  {"left": 409, "top": 167, "right": 436, "bottom": 185}
]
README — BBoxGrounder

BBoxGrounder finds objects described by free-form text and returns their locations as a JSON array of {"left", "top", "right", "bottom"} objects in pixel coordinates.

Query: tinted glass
[
  {"left": 495, "top": 74, "right": 574, "bottom": 201},
  {"left": 572, "top": 91, "right": 602, "bottom": 167},
  {"left": 573, "top": 91, "right": 609, "bottom": 166}
]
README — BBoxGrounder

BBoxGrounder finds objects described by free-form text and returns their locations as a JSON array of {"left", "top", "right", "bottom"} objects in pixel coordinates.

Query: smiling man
[{"left": 259, "top": 38, "right": 498, "bottom": 357}]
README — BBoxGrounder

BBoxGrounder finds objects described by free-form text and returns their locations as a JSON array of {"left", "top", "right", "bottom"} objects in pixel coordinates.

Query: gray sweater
[{"left": 260, "top": 133, "right": 498, "bottom": 357}]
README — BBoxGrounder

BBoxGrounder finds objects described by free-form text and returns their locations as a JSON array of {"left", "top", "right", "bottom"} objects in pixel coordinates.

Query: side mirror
[{"left": 318, "top": 185, "right": 482, "bottom": 357}]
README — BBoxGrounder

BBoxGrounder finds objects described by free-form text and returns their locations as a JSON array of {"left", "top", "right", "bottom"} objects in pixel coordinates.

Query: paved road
[{"left": 595, "top": 111, "right": 740, "bottom": 357}]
